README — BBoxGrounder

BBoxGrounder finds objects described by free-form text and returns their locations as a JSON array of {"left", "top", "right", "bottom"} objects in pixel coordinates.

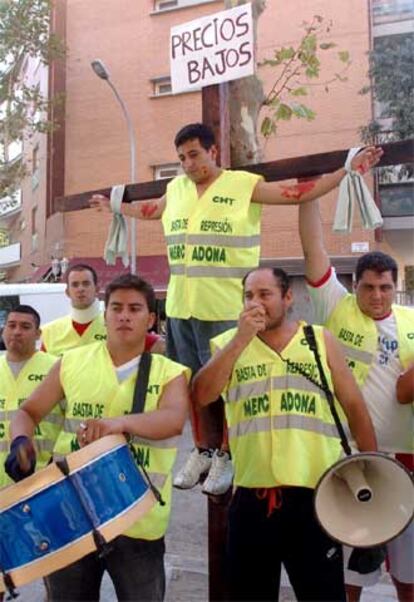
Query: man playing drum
[{"left": 6, "top": 275, "right": 190, "bottom": 601}]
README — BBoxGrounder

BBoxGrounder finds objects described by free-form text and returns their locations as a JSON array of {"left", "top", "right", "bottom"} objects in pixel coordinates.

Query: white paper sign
[{"left": 170, "top": 3, "right": 254, "bottom": 94}]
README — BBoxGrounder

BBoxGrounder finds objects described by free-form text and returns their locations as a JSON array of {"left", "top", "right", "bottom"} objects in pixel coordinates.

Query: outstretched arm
[
  {"left": 324, "top": 330, "right": 377, "bottom": 452},
  {"left": 299, "top": 199, "right": 330, "bottom": 284},
  {"left": 251, "top": 146, "right": 382, "bottom": 206},
  {"left": 89, "top": 194, "right": 166, "bottom": 220}
]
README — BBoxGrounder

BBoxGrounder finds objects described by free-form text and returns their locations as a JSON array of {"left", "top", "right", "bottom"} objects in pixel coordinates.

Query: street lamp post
[{"left": 91, "top": 59, "right": 137, "bottom": 274}]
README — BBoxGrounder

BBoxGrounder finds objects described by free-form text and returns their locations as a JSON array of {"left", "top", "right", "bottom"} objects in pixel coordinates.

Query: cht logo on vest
[
  {"left": 407, "top": 332, "right": 414, "bottom": 340},
  {"left": 28, "top": 374, "right": 45, "bottom": 382},
  {"left": 94, "top": 334, "right": 107, "bottom": 341}
]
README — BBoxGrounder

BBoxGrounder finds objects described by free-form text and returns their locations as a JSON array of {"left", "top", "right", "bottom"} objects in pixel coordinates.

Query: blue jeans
[
  {"left": 166, "top": 317, "right": 236, "bottom": 376},
  {"left": 45, "top": 536, "right": 165, "bottom": 601},
  {"left": 167, "top": 317, "right": 236, "bottom": 449}
]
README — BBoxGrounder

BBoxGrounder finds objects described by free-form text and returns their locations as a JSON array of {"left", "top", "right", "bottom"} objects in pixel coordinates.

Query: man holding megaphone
[
  {"left": 192, "top": 266, "right": 378, "bottom": 602},
  {"left": 299, "top": 200, "right": 414, "bottom": 602}
]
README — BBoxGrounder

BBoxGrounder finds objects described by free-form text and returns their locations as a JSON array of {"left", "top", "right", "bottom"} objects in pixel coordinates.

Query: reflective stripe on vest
[
  {"left": 56, "top": 342, "right": 187, "bottom": 540},
  {"left": 162, "top": 170, "right": 263, "bottom": 320},
  {"left": 229, "top": 414, "right": 340, "bottom": 439}
]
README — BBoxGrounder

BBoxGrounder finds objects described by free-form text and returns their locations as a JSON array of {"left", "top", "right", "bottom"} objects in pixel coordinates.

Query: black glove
[
  {"left": 4, "top": 436, "right": 36, "bottom": 482},
  {"left": 347, "top": 545, "right": 387, "bottom": 574}
]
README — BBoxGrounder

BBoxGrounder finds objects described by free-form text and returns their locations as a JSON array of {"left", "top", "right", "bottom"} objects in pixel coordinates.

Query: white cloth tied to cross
[
  {"left": 333, "top": 147, "right": 383, "bottom": 233},
  {"left": 104, "top": 184, "right": 129, "bottom": 267}
]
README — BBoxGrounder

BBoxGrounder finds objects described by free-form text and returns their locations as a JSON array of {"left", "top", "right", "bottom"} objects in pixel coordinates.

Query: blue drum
[{"left": 0, "top": 435, "right": 155, "bottom": 593}]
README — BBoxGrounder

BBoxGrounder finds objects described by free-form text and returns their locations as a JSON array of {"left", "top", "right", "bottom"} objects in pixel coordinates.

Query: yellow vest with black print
[
  {"left": 41, "top": 314, "right": 107, "bottom": 356},
  {"left": 162, "top": 170, "right": 263, "bottom": 321},
  {"left": 0, "top": 351, "right": 63, "bottom": 489},
  {"left": 55, "top": 342, "right": 189, "bottom": 540},
  {"left": 326, "top": 295, "right": 414, "bottom": 386},
  {"left": 211, "top": 323, "right": 344, "bottom": 489}
]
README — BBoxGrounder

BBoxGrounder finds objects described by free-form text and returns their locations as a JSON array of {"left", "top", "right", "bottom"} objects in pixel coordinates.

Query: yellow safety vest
[
  {"left": 326, "top": 295, "right": 414, "bottom": 386},
  {"left": 0, "top": 351, "right": 63, "bottom": 489},
  {"left": 55, "top": 342, "right": 189, "bottom": 540},
  {"left": 162, "top": 170, "right": 263, "bottom": 321},
  {"left": 211, "top": 324, "right": 343, "bottom": 489},
  {"left": 41, "top": 314, "right": 107, "bottom": 356}
]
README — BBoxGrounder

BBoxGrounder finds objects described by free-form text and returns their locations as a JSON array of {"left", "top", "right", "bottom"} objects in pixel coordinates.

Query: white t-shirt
[{"left": 308, "top": 268, "right": 413, "bottom": 453}]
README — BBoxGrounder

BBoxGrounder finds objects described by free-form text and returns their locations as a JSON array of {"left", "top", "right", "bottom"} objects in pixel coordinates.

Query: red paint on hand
[
  {"left": 141, "top": 202, "right": 158, "bottom": 218},
  {"left": 357, "top": 163, "right": 369, "bottom": 175},
  {"left": 280, "top": 180, "right": 316, "bottom": 200}
]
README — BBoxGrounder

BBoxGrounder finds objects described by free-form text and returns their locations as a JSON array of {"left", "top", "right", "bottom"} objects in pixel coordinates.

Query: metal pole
[{"left": 106, "top": 80, "right": 137, "bottom": 274}]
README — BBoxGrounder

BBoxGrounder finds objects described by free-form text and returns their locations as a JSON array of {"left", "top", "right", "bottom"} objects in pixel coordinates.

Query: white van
[{"left": 0, "top": 283, "right": 70, "bottom": 331}]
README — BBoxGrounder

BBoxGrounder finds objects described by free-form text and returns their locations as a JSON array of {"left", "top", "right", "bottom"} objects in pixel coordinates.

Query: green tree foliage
[
  {"left": 0, "top": 0, "right": 64, "bottom": 198},
  {"left": 360, "top": 32, "right": 413, "bottom": 181},
  {"left": 259, "top": 15, "right": 351, "bottom": 138},
  {"left": 360, "top": 32, "right": 414, "bottom": 143}
]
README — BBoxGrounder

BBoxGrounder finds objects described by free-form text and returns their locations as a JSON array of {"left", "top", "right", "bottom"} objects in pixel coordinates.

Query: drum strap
[
  {"left": 0, "top": 563, "right": 18, "bottom": 599},
  {"left": 55, "top": 457, "right": 114, "bottom": 559},
  {"left": 131, "top": 351, "right": 152, "bottom": 414},
  {"left": 129, "top": 351, "right": 166, "bottom": 506}
]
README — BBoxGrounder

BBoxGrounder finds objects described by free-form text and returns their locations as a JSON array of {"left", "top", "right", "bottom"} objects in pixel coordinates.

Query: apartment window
[
  {"left": 151, "top": 76, "right": 172, "bottom": 97},
  {"left": 32, "top": 145, "right": 39, "bottom": 173},
  {"left": 153, "top": 163, "right": 181, "bottom": 180},
  {"left": 372, "top": 0, "right": 414, "bottom": 19},
  {"left": 32, "top": 144, "right": 40, "bottom": 190},
  {"left": 154, "top": 0, "right": 178, "bottom": 10},
  {"left": 153, "top": 0, "right": 218, "bottom": 13},
  {"left": 31, "top": 206, "right": 38, "bottom": 252}
]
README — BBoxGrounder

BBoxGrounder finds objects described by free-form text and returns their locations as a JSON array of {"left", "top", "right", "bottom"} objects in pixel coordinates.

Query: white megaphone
[{"left": 314, "top": 452, "right": 414, "bottom": 547}]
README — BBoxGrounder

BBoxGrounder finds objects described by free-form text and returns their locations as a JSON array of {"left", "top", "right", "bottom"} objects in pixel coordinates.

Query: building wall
[
  {"left": 54, "top": 0, "right": 377, "bottom": 270},
  {"left": 7, "top": 58, "right": 51, "bottom": 282},
  {"left": 6, "top": 0, "right": 387, "bottom": 282}
]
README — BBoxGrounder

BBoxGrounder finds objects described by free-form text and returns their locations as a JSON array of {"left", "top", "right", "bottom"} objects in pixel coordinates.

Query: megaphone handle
[{"left": 303, "top": 326, "right": 353, "bottom": 456}]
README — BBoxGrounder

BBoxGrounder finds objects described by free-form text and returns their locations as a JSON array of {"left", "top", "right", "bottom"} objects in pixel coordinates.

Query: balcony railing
[
  {"left": 372, "top": 0, "right": 414, "bottom": 23},
  {"left": 0, "top": 190, "right": 22, "bottom": 220}
]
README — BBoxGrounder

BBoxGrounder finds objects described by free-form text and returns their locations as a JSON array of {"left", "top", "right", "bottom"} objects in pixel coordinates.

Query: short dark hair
[
  {"left": 242, "top": 267, "right": 291, "bottom": 298},
  {"left": 355, "top": 252, "right": 398, "bottom": 284},
  {"left": 174, "top": 123, "right": 216, "bottom": 151},
  {"left": 104, "top": 274, "right": 156, "bottom": 313},
  {"left": 6, "top": 305, "right": 41, "bottom": 329},
  {"left": 66, "top": 263, "right": 98, "bottom": 286}
]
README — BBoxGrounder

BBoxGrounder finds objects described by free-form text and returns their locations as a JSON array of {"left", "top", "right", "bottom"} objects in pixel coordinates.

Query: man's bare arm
[
  {"left": 10, "top": 361, "right": 64, "bottom": 440},
  {"left": 324, "top": 330, "right": 377, "bottom": 452},
  {"left": 251, "top": 146, "right": 382, "bottom": 206},
  {"left": 89, "top": 194, "right": 166, "bottom": 220},
  {"left": 299, "top": 200, "right": 331, "bottom": 283},
  {"left": 78, "top": 373, "right": 189, "bottom": 446}
]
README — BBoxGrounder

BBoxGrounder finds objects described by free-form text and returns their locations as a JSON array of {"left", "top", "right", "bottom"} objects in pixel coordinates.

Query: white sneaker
[
  {"left": 173, "top": 448, "right": 212, "bottom": 489},
  {"left": 202, "top": 450, "right": 233, "bottom": 496}
]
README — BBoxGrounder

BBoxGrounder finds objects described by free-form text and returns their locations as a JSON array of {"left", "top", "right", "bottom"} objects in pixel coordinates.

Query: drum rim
[{"left": 0, "top": 434, "right": 127, "bottom": 510}]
